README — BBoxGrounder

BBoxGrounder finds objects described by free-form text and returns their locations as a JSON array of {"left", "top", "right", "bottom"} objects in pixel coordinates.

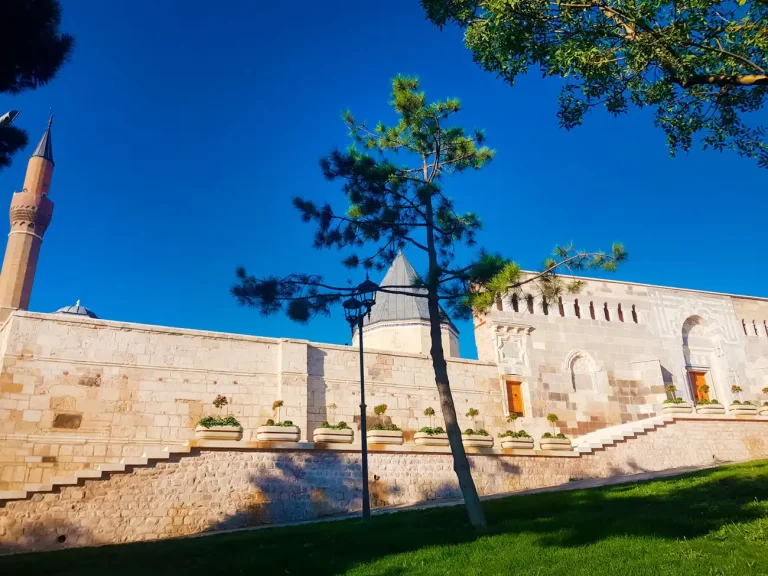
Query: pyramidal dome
[{"left": 356, "top": 251, "right": 459, "bottom": 357}]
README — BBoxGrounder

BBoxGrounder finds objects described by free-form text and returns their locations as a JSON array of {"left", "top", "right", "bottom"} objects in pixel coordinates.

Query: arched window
[
  {"left": 526, "top": 295, "right": 534, "bottom": 314},
  {"left": 764, "top": 320, "right": 768, "bottom": 337},
  {"left": 631, "top": 305, "right": 638, "bottom": 323},
  {"left": 603, "top": 303, "right": 610, "bottom": 321},
  {"left": 511, "top": 294, "right": 519, "bottom": 313},
  {"left": 574, "top": 299, "right": 581, "bottom": 319},
  {"left": 617, "top": 303, "right": 625, "bottom": 322},
  {"left": 495, "top": 296, "right": 503, "bottom": 311},
  {"left": 754, "top": 320, "right": 759, "bottom": 336},
  {"left": 565, "top": 350, "right": 601, "bottom": 392},
  {"left": 541, "top": 298, "right": 549, "bottom": 315},
  {"left": 558, "top": 297, "right": 565, "bottom": 317},
  {"left": 743, "top": 319, "right": 748, "bottom": 335},
  {"left": 589, "top": 301, "right": 596, "bottom": 320}
]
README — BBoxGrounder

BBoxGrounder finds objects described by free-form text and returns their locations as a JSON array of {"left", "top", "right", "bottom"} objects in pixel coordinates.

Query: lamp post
[{"left": 343, "top": 275, "right": 378, "bottom": 520}]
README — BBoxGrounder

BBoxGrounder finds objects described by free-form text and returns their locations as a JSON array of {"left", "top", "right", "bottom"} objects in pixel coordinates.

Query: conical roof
[
  {"left": 365, "top": 251, "right": 458, "bottom": 333},
  {"left": 32, "top": 117, "right": 53, "bottom": 164}
]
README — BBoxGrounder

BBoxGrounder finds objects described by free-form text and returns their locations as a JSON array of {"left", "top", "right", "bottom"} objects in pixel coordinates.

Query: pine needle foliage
[
  {"left": 423, "top": 0, "right": 768, "bottom": 168},
  {"left": 0, "top": 0, "right": 74, "bottom": 170},
  {"left": 231, "top": 76, "right": 625, "bottom": 528}
]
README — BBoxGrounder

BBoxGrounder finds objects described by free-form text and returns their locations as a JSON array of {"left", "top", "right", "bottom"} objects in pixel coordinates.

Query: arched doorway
[{"left": 682, "top": 315, "right": 720, "bottom": 404}]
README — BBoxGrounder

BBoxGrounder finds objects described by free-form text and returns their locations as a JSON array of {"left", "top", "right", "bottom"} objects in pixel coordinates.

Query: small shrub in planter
[
  {"left": 540, "top": 414, "right": 572, "bottom": 450},
  {"left": 414, "top": 425, "right": 449, "bottom": 446},
  {"left": 195, "top": 396, "right": 243, "bottom": 440},
  {"left": 313, "top": 420, "right": 354, "bottom": 444},
  {"left": 696, "top": 398, "right": 725, "bottom": 414},
  {"left": 256, "top": 400, "right": 301, "bottom": 441},
  {"left": 729, "top": 398, "right": 758, "bottom": 415},
  {"left": 461, "top": 409, "right": 493, "bottom": 447},
  {"left": 662, "top": 396, "right": 693, "bottom": 414},
  {"left": 367, "top": 405, "right": 404, "bottom": 445},
  {"left": 499, "top": 429, "right": 534, "bottom": 449}
]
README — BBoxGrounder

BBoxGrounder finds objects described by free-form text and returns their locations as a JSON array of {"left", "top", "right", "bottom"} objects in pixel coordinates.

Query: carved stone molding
[{"left": 492, "top": 322, "right": 534, "bottom": 376}]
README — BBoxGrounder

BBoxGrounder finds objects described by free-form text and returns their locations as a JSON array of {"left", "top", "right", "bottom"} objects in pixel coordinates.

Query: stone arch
[
  {"left": 563, "top": 349, "right": 602, "bottom": 392},
  {"left": 681, "top": 314, "right": 721, "bottom": 403}
]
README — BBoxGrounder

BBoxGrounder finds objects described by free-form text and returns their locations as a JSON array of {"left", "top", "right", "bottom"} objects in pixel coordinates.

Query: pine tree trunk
[
  {"left": 423, "top": 190, "right": 486, "bottom": 528},
  {"left": 426, "top": 292, "right": 487, "bottom": 528}
]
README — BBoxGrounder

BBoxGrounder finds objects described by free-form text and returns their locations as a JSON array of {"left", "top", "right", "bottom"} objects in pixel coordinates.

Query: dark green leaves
[{"left": 423, "top": 0, "right": 768, "bottom": 167}]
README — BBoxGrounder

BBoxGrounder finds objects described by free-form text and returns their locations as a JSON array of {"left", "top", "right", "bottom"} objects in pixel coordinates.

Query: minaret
[{"left": 0, "top": 118, "right": 55, "bottom": 321}]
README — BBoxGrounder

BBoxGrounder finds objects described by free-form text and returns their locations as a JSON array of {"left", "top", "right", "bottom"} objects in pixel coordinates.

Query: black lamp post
[{"left": 342, "top": 275, "right": 378, "bottom": 520}]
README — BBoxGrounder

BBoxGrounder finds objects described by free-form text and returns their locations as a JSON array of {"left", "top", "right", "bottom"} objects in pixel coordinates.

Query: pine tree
[
  {"left": 0, "top": 0, "right": 74, "bottom": 170},
  {"left": 232, "top": 76, "right": 625, "bottom": 527},
  {"left": 423, "top": 0, "right": 768, "bottom": 168}
]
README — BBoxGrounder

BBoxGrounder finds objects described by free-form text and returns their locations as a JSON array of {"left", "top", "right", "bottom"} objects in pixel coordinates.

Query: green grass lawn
[{"left": 3, "top": 461, "right": 768, "bottom": 575}]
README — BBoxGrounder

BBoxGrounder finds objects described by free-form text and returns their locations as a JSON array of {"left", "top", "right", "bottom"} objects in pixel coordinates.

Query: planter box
[
  {"left": 501, "top": 438, "right": 535, "bottom": 450},
  {"left": 195, "top": 425, "right": 243, "bottom": 441},
  {"left": 256, "top": 425, "right": 300, "bottom": 442},
  {"left": 367, "top": 429, "right": 404, "bottom": 445},
  {"left": 462, "top": 435, "right": 494, "bottom": 448},
  {"left": 540, "top": 438, "right": 572, "bottom": 451},
  {"left": 662, "top": 402, "right": 693, "bottom": 414},
  {"left": 413, "top": 432, "right": 449, "bottom": 446},
  {"left": 696, "top": 403, "right": 725, "bottom": 415},
  {"left": 729, "top": 404, "right": 758, "bottom": 416},
  {"left": 313, "top": 428, "right": 354, "bottom": 443}
]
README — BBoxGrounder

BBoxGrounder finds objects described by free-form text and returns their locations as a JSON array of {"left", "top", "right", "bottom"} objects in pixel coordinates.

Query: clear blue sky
[{"left": 0, "top": 0, "right": 764, "bottom": 358}]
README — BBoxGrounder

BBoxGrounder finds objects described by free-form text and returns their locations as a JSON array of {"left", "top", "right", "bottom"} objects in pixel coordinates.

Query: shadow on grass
[{"left": 2, "top": 461, "right": 768, "bottom": 575}]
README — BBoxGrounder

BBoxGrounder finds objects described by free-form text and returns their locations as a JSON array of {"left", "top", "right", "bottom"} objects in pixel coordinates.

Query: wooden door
[
  {"left": 505, "top": 379, "right": 524, "bottom": 416},
  {"left": 689, "top": 371, "right": 710, "bottom": 402}
]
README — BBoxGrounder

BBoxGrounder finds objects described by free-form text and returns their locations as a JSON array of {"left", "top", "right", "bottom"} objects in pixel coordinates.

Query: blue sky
[{"left": 0, "top": 0, "right": 765, "bottom": 359}]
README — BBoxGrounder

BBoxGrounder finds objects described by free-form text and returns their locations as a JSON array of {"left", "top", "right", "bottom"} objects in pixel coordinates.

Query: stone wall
[
  {"left": 476, "top": 275, "right": 768, "bottom": 437},
  {"left": 1, "top": 417, "right": 766, "bottom": 553},
  {"left": 0, "top": 312, "right": 500, "bottom": 489}
]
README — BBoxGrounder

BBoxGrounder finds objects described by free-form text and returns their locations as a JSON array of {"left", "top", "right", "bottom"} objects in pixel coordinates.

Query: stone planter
[
  {"left": 696, "top": 403, "right": 725, "bottom": 415},
  {"left": 501, "top": 437, "right": 535, "bottom": 450},
  {"left": 662, "top": 402, "right": 693, "bottom": 414},
  {"left": 313, "top": 427, "right": 354, "bottom": 443},
  {"left": 413, "top": 432, "right": 449, "bottom": 446},
  {"left": 729, "top": 404, "right": 758, "bottom": 416},
  {"left": 462, "top": 435, "right": 494, "bottom": 448},
  {"left": 195, "top": 425, "right": 243, "bottom": 441},
  {"left": 255, "top": 425, "right": 300, "bottom": 442},
  {"left": 539, "top": 437, "right": 572, "bottom": 451},
  {"left": 366, "top": 429, "right": 404, "bottom": 445}
]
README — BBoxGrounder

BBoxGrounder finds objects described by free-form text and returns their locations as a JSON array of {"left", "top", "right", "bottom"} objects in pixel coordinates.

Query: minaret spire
[
  {"left": 31, "top": 112, "right": 54, "bottom": 165},
  {"left": 0, "top": 118, "right": 56, "bottom": 320}
]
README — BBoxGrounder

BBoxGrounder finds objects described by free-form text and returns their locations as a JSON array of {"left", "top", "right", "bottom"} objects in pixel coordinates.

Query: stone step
[
  {"left": 96, "top": 463, "right": 127, "bottom": 472},
  {"left": 141, "top": 449, "right": 170, "bottom": 459},
  {"left": 76, "top": 469, "right": 104, "bottom": 479},
  {"left": 0, "top": 490, "right": 28, "bottom": 500},
  {"left": 120, "top": 456, "right": 149, "bottom": 466},
  {"left": 23, "top": 483, "right": 53, "bottom": 492},
  {"left": 165, "top": 445, "right": 191, "bottom": 454},
  {"left": 50, "top": 476, "right": 79, "bottom": 486}
]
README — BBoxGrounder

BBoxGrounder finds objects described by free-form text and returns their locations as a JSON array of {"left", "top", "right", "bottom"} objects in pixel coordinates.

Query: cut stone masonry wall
[{"left": 1, "top": 417, "right": 766, "bottom": 554}]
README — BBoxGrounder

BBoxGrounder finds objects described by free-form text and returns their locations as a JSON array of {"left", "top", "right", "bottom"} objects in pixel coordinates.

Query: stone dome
[{"left": 55, "top": 299, "right": 98, "bottom": 319}]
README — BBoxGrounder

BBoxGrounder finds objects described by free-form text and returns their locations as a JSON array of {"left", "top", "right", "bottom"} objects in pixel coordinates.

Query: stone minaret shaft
[{"left": 0, "top": 119, "right": 54, "bottom": 321}]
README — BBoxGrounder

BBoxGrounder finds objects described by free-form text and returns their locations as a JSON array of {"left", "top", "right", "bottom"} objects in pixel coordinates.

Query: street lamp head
[
  {"left": 357, "top": 276, "right": 379, "bottom": 310},
  {"left": 0, "top": 110, "right": 20, "bottom": 131},
  {"left": 342, "top": 296, "right": 363, "bottom": 326}
]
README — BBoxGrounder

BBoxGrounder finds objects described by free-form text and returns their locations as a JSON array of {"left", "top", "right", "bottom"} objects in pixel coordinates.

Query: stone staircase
[
  {"left": 0, "top": 444, "right": 192, "bottom": 502},
  {"left": 571, "top": 415, "right": 674, "bottom": 454},
  {"left": 0, "top": 416, "right": 679, "bottom": 504}
]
